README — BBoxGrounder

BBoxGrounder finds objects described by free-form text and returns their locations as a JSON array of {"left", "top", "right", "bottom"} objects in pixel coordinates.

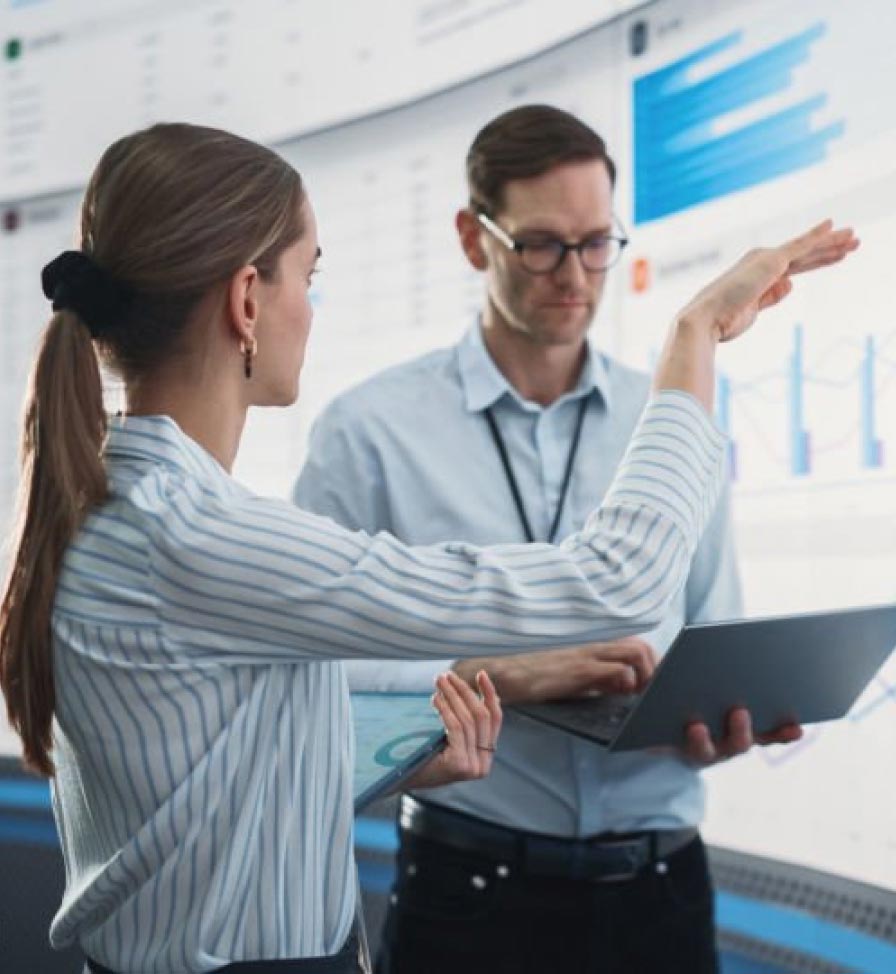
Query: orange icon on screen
[{"left": 631, "top": 257, "right": 651, "bottom": 293}]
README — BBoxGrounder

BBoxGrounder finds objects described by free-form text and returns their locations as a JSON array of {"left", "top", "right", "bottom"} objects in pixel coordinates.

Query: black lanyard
[{"left": 484, "top": 396, "right": 589, "bottom": 544}]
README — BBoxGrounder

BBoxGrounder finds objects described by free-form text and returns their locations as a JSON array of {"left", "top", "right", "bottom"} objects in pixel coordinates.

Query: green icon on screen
[{"left": 5, "top": 38, "right": 23, "bottom": 61}]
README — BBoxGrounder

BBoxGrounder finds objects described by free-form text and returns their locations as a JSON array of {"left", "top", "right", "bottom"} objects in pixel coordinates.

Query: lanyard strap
[{"left": 484, "top": 396, "right": 589, "bottom": 544}]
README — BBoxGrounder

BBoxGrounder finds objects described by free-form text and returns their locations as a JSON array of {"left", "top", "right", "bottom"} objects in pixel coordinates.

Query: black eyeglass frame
[{"left": 476, "top": 210, "right": 629, "bottom": 274}]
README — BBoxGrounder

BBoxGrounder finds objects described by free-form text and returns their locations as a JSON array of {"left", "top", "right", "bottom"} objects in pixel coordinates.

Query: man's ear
[
  {"left": 456, "top": 209, "right": 489, "bottom": 271},
  {"left": 226, "top": 265, "right": 260, "bottom": 346}
]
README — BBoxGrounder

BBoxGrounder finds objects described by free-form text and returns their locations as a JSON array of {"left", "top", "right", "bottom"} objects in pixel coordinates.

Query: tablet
[
  {"left": 513, "top": 603, "right": 896, "bottom": 752},
  {"left": 351, "top": 691, "right": 445, "bottom": 812}
]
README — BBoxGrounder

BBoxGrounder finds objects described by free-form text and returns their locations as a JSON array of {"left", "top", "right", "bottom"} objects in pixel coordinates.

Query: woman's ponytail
[{"left": 0, "top": 311, "right": 107, "bottom": 775}]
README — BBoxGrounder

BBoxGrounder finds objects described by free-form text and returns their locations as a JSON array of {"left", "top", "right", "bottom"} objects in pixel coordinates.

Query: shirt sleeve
[
  {"left": 684, "top": 476, "right": 744, "bottom": 624},
  {"left": 295, "top": 396, "right": 451, "bottom": 690},
  {"left": 148, "top": 391, "right": 728, "bottom": 664}
]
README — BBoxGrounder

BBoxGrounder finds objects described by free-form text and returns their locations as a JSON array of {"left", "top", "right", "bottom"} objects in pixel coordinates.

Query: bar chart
[
  {"left": 714, "top": 325, "right": 892, "bottom": 482},
  {"left": 633, "top": 22, "right": 845, "bottom": 223}
]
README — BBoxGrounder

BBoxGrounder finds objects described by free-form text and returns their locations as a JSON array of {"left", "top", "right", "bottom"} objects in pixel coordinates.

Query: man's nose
[{"left": 552, "top": 246, "right": 591, "bottom": 286}]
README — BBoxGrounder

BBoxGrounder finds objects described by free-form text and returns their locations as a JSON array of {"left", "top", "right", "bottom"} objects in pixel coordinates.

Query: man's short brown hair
[{"left": 466, "top": 104, "right": 616, "bottom": 215}]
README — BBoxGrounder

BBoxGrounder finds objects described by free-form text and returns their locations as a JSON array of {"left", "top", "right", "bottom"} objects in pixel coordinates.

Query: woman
[{"left": 0, "top": 123, "right": 856, "bottom": 974}]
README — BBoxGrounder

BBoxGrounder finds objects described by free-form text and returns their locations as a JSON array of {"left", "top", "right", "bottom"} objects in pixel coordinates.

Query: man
[{"left": 295, "top": 105, "right": 765, "bottom": 974}]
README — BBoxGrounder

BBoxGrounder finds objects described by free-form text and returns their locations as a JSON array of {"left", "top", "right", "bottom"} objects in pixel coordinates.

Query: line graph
[{"left": 714, "top": 326, "right": 895, "bottom": 481}]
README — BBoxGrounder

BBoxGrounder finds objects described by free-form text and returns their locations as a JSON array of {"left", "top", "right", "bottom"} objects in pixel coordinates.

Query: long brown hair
[{"left": 0, "top": 123, "right": 304, "bottom": 775}]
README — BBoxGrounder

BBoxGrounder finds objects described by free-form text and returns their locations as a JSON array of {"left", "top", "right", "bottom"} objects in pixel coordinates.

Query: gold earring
[{"left": 239, "top": 336, "right": 257, "bottom": 379}]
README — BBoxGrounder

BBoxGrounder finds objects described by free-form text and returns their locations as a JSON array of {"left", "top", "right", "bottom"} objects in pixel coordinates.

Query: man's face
[{"left": 482, "top": 159, "right": 615, "bottom": 349}]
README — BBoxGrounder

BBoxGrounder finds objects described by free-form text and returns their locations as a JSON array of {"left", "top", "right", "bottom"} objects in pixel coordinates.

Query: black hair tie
[{"left": 41, "top": 250, "right": 134, "bottom": 339}]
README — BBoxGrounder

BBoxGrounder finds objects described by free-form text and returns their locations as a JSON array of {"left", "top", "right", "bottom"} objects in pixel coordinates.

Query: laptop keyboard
[{"left": 513, "top": 693, "right": 640, "bottom": 744}]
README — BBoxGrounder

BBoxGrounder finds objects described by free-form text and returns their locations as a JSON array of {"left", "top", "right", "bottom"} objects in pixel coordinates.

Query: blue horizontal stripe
[
  {"left": 356, "top": 859, "right": 395, "bottom": 895},
  {"left": 637, "top": 126, "right": 841, "bottom": 223},
  {"left": 638, "top": 96, "right": 826, "bottom": 182},
  {"left": 634, "top": 31, "right": 742, "bottom": 96},
  {"left": 0, "top": 813, "right": 58, "bottom": 846},
  {"left": 638, "top": 66, "right": 794, "bottom": 138},
  {"left": 0, "top": 779, "right": 51, "bottom": 810},
  {"left": 717, "top": 891, "right": 896, "bottom": 973},
  {"left": 354, "top": 817, "right": 398, "bottom": 853}
]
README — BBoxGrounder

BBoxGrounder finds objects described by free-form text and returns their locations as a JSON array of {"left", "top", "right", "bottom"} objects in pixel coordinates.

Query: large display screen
[
  {"left": 1, "top": 0, "right": 894, "bottom": 895},
  {"left": 610, "top": 0, "right": 896, "bottom": 894},
  {"left": 0, "top": 0, "right": 644, "bottom": 199}
]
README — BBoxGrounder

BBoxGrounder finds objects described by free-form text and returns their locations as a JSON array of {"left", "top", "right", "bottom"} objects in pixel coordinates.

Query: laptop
[
  {"left": 512, "top": 603, "right": 896, "bottom": 752},
  {"left": 351, "top": 691, "right": 446, "bottom": 812}
]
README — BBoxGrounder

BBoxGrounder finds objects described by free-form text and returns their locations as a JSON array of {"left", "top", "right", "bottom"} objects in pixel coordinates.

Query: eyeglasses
[{"left": 476, "top": 211, "right": 629, "bottom": 274}]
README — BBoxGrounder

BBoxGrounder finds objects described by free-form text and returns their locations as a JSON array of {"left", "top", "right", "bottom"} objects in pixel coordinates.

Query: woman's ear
[
  {"left": 455, "top": 209, "right": 489, "bottom": 271},
  {"left": 227, "top": 265, "right": 260, "bottom": 346}
]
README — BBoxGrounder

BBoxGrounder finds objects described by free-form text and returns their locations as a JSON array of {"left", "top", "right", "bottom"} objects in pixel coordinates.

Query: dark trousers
[{"left": 375, "top": 830, "right": 718, "bottom": 974}]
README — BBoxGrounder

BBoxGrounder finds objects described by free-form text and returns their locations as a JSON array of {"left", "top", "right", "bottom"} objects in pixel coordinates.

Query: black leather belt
[{"left": 400, "top": 796, "right": 698, "bottom": 883}]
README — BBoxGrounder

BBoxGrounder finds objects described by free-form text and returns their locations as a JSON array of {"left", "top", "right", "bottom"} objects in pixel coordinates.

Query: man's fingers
[
  {"left": 684, "top": 709, "right": 752, "bottom": 765},
  {"left": 582, "top": 639, "right": 657, "bottom": 683},
  {"left": 569, "top": 662, "right": 635, "bottom": 695},
  {"left": 682, "top": 711, "right": 804, "bottom": 767},
  {"left": 723, "top": 708, "right": 753, "bottom": 756},
  {"left": 756, "top": 722, "right": 803, "bottom": 746},
  {"left": 684, "top": 722, "right": 716, "bottom": 764}
]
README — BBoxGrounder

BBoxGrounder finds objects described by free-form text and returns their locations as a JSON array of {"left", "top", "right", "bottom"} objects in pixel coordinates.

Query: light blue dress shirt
[
  {"left": 294, "top": 323, "right": 743, "bottom": 837},
  {"left": 51, "top": 397, "right": 726, "bottom": 972}
]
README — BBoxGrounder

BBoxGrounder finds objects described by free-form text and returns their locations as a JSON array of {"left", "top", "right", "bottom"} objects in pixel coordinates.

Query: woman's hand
[
  {"left": 403, "top": 670, "right": 502, "bottom": 791},
  {"left": 678, "top": 220, "right": 860, "bottom": 343},
  {"left": 654, "top": 220, "right": 859, "bottom": 410}
]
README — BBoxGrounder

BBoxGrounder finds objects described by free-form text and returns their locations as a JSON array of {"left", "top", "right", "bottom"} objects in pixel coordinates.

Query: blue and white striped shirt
[{"left": 50, "top": 397, "right": 725, "bottom": 971}]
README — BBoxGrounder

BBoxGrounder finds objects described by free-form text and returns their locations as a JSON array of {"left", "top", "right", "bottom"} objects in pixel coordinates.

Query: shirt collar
[
  {"left": 104, "top": 413, "right": 229, "bottom": 485},
  {"left": 456, "top": 320, "right": 612, "bottom": 413}
]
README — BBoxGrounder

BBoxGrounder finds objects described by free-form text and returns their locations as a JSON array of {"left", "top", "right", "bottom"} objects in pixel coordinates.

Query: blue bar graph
[
  {"left": 790, "top": 325, "right": 811, "bottom": 476},
  {"left": 713, "top": 327, "right": 889, "bottom": 481},
  {"left": 633, "top": 23, "right": 844, "bottom": 223},
  {"left": 861, "top": 335, "right": 884, "bottom": 469}
]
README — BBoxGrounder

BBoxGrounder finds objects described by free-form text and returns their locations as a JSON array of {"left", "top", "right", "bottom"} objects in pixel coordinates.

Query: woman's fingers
[
  {"left": 709, "top": 222, "right": 858, "bottom": 343},
  {"left": 409, "top": 671, "right": 502, "bottom": 791},
  {"left": 432, "top": 684, "right": 464, "bottom": 750},
  {"left": 780, "top": 219, "right": 834, "bottom": 260},
  {"left": 435, "top": 671, "right": 496, "bottom": 777},
  {"left": 784, "top": 223, "right": 859, "bottom": 274},
  {"left": 476, "top": 670, "right": 502, "bottom": 745},
  {"left": 435, "top": 673, "right": 474, "bottom": 757}
]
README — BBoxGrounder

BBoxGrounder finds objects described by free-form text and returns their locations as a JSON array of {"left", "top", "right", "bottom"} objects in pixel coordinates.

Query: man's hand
[
  {"left": 681, "top": 707, "right": 804, "bottom": 766},
  {"left": 403, "top": 670, "right": 503, "bottom": 791},
  {"left": 452, "top": 638, "right": 657, "bottom": 706}
]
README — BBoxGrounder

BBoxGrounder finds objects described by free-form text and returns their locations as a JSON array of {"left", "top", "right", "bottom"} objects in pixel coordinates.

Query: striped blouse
[{"left": 49, "top": 390, "right": 725, "bottom": 973}]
